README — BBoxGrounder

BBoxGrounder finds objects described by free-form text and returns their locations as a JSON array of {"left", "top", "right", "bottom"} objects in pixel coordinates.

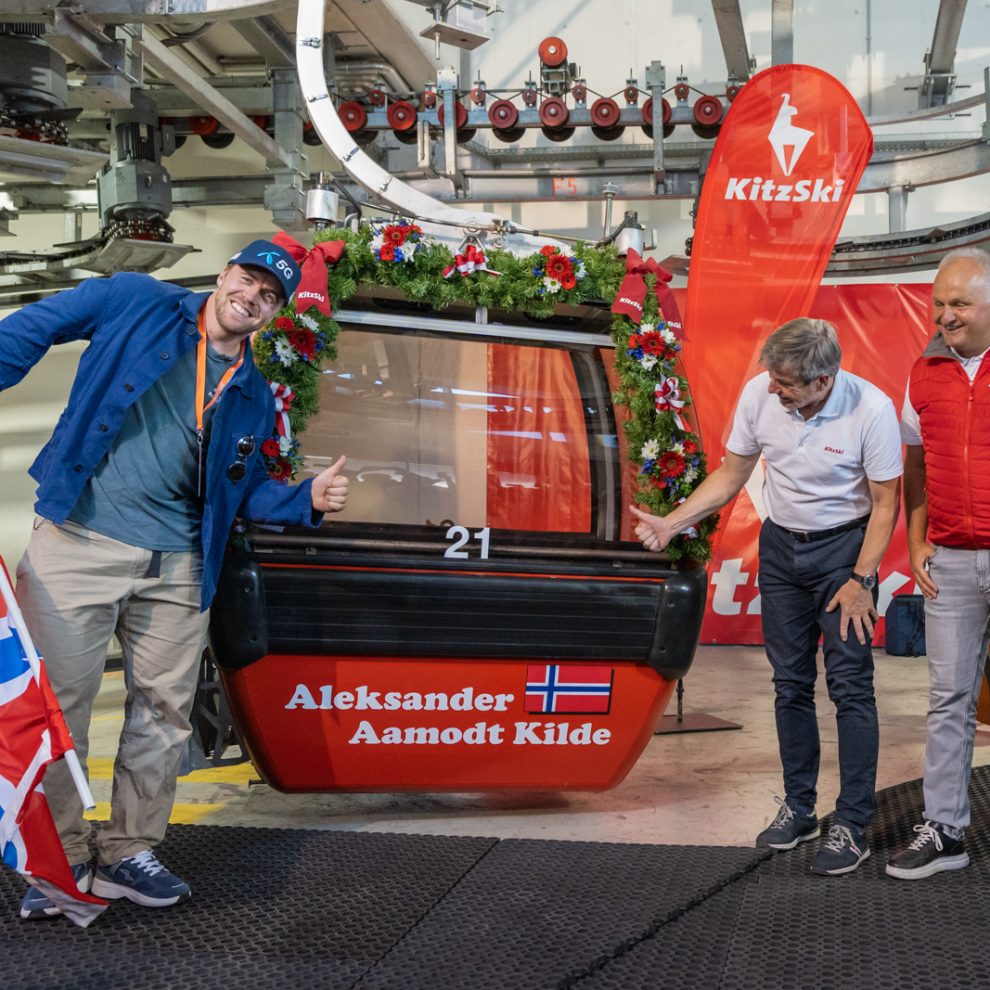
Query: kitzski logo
[
  {"left": 723, "top": 92, "right": 844, "bottom": 205},
  {"left": 768, "top": 94, "right": 812, "bottom": 176}
]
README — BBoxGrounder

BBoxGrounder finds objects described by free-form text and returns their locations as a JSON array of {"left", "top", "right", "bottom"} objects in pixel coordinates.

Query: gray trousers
[
  {"left": 923, "top": 545, "right": 990, "bottom": 829},
  {"left": 15, "top": 518, "right": 209, "bottom": 866}
]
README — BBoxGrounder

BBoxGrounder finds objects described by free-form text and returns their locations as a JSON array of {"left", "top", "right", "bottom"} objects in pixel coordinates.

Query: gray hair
[
  {"left": 760, "top": 317, "right": 841, "bottom": 382},
  {"left": 938, "top": 247, "right": 990, "bottom": 278}
]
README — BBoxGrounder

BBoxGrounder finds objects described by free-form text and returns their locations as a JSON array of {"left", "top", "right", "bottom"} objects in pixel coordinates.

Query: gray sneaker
[
  {"left": 91, "top": 850, "right": 191, "bottom": 908},
  {"left": 886, "top": 820, "right": 970, "bottom": 880},
  {"left": 19, "top": 862, "right": 92, "bottom": 920},
  {"left": 811, "top": 823, "right": 871, "bottom": 876},
  {"left": 755, "top": 798, "right": 820, "bottom": 850}
]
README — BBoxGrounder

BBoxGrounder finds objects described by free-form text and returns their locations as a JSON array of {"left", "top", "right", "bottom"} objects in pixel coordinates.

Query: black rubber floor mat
[
  {"left": 0, "top": 826, "right": 496, "bottom": 990},
  {"left": 568, "top": 882, "right": 751, "bottom": 990},
  {"left": 353, "top": 840, "right": 769, "bottom": 990},
  {"left": 721, "top": 873, "right": 990, "bottom": 990}
]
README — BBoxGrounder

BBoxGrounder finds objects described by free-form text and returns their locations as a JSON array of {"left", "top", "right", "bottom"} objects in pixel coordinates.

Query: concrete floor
[{"left": 84, "top": 644, "right": 987, "bottom": 847}]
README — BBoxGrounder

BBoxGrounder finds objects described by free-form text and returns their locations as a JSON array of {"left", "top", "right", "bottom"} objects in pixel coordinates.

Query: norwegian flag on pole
[
  {"left": 0, "top": 558, "right": 107, "bottom": 927},
  {"left": 524, "top": 664, "right": 614, "bottom": 715}
]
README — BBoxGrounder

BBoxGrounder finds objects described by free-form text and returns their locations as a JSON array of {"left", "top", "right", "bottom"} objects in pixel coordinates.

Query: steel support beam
[
  {"left": 771, "top": 0, "right": 794, "bottom": 66},
  {"left": 920, "top": 0, "right": 967, "bottom": 108},
  {"left": 132, "top": 31, "right": 289, "bottom": 166},
  {"left": 232, "top": 14, "right": 295, "bottom": 68},
  {"left": 710, "top": 0, "right": 752, "bottom": 81}
]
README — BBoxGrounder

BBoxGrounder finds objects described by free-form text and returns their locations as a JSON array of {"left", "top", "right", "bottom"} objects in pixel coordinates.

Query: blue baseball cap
[{"left": 227, "top": 239, "right": 302, "bottom": 302}]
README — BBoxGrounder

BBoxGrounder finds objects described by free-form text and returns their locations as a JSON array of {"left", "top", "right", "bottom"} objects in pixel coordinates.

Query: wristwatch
[{"left": 851, "top": 571, "right": 877, "bottom": 590}]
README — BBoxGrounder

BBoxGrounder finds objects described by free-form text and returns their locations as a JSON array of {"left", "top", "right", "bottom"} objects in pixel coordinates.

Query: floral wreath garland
[{"left": 250, "top": 222, "right": 714, "bottom": 562}]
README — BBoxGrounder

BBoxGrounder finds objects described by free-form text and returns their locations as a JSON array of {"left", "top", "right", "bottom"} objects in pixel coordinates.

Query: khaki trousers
[{"left": 15, "top": 518, "right": 209, "bottom": 866}]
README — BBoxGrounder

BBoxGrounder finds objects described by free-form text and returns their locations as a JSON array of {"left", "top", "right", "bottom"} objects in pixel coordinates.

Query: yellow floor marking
[
  {"left": 85, "top": 757, "right": 256, "bottom": 784},
  {"left": 84, "top": 802, "right": 224, "bottom": 825}
]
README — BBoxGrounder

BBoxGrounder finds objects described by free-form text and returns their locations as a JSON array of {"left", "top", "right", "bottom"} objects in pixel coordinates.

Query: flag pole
[{"left": 0, "top": 563, "right": 95, "bottom": 811}]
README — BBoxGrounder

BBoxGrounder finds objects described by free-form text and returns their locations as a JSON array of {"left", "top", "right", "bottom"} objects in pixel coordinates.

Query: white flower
[
  {"left": 639, "top": 322, "right": 655, "bottom": 334},
  {"left": 639, "top": 354, "right": 658, "bottom": 370},
  {"left": 661, "top": 327, "right": 677, "bottom": 345},
  {"left": 641, "top": 439, "right": 661, "bottom": 460},
  {"left": 575, "top": 262, "right": 587, "bottom": 279},
  {"left": 298, "top": 312, "right": 320, "bottom": 332},
  {"left": 542, "top": 277, "right": 561, "bottom": 294},
  {"left": 683, "top": 466, "right": 699, "bottom": 484},
  {"left": 274, "top": 339, "right": 297, "bottom": 367},
  {"left": 279, "top": 435, "right": 292, "bottom": 456}
]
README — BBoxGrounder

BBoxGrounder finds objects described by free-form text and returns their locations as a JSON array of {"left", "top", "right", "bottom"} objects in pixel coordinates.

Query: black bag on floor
[{"left": 885, "top": 594, "right": 926, "bottom": 656}]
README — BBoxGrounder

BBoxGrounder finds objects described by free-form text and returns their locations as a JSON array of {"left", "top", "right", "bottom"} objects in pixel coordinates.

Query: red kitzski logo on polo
[{"left": 723, "top": 93, "right": 844, "bottom": 204}]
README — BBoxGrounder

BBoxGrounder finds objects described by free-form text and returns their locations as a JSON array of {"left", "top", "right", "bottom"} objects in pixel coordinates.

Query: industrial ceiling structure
[{"left": 0, "top": 0, "right": 987, "bottom": 301}]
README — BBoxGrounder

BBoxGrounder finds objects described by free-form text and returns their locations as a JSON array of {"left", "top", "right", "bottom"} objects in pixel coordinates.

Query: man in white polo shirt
[{"left": 632, "top": 317, "right": 902, "bottom": 875}]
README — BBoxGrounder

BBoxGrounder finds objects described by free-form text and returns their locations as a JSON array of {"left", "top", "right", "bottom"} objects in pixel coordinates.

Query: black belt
[{"left": 778, "top": 515, "right": 870, "bottom": 543}]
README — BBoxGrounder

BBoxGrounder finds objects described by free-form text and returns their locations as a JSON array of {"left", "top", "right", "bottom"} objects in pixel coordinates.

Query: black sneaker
[
  {"left": 885, "top": 821, "right": 970, "bottom": 880},
  {"left": 811, "top": 823, "right": 870, "bottom": 876},
  {"left": 91, "top": 850, "right": 191, "bottom": 907},
  {"left": 755, "top": 798, "right": 820, "bottom": 850}
]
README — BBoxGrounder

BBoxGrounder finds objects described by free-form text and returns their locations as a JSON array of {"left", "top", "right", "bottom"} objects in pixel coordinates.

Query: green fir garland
[{"left": 250, "top": 221, "right": 714, "bottom": 560}]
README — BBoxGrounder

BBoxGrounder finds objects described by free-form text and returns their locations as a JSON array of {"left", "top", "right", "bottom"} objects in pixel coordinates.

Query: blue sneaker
[
  {"left": 91, "top": 850, "right": 191, "bottom": 907},
  {"left": 20, "top": 862, "right": 92, "bottom": 920}
]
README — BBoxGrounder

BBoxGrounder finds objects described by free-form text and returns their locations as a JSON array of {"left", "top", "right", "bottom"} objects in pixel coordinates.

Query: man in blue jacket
[{"left": 1, "top": 238, "right": 349, "bottom": 919}]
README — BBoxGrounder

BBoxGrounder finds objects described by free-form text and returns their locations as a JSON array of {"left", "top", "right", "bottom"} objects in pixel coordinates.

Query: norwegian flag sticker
[{"left": 524, "top": 664, "right": 613, "bottom": 715}]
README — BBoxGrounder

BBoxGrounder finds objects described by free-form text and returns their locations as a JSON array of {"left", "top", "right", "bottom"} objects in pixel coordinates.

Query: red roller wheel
[
  {"left": 302, "top": 121, "right": 322, "bottom": 146},
  {"left": 641, "top": 98, "right": 672, "bottom": 126},
  {"left": 571, "top": 83, "right": 587, "bottom": 103},
  {"left": 538, "top": 97, "right": 569, "bottom": 129},
  {"left": 492, "top": 126, "right": 525, "bottom": 143},
  {"left": 538, "top": 36, "right": 568, "bottom": 67},
  {"left": 693, "top": 95, "right": 723, "bottom": 126},
  {"left": 436, "top": 101, "right": 468, "bottom": 130},
  {"left": 590, "top": 97, "right": 621, "bottom": 128},
  {"left": 202, "top": 132, "right": 234, "bottom": 149},
  {"left": 623, "top": 86, "right": 639, "bottom": 105},
  {"left": 521, "top": 87, "right": 539, "bottom": 107},
  {"left": 386, "top": 100, "right": 417, "bottom": 132},
  {"left": 189, "top": 115, "right": 219, "bottom": 136},
  {"left": 367, "top": 89, "right": 386, "bottom": 107},
  {"left": 469, "top": 86, "right": 487, "bottom": 105},
  {"left": 487, "top": 99, "right": 519, "bottom": 129},
  {"left": 673, "top": 81, "right": 690, "bottom": 102},
  {"left": 252, "top": 115, "right": 269, "bottom": 130},
  {"left": 420, "top": 90, "right": 437, "bottom": 109},
  {"left": 726, "top": 83, "right": 741, "bottom": 102},
  {"left": 338, "top": 101, "right": 368, "bottom": 132}
]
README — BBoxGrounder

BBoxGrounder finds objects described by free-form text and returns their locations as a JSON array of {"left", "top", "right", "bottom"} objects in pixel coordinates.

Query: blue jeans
[
  {"left": 759, "top": 519, "right": 879, "bottom": 831},
  {"left": 922, "top": 545, "right": 990, "bottom": 829}
]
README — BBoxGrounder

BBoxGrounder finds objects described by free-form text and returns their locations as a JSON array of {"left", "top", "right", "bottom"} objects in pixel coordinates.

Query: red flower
[
  {"left": 652, "top": 476, "right": 667, "bottom": 490},
  {"left": 261, "top": 438, "right": 281, "bottom": 457},
  {"left": 288, "top": 328, "right": 317, "bottom": 359},
  {"left": 561, "top": 273, "right": 577, "bottom": 290},
  {"left": 379, "top": 243, "right": 395, "bottom": 261},
  {"left": 628, "top": 334, "right": 641, "bottom": 349},
  {"left": 658, "top": 451, "right": 686, "bottom": 477},
  {"left": 683, "top": 439, "right": 697, "bottom": 455},
  {"left": 275, "top": 316, "right": 295, "bottom": 332},
  {"left": 545, "top": 254, "right": 574, "bottom": 281},
  {"left": 383, "top": 224, "right": 407, "bottom": 245},
  {"left": 641, "top": 332, "right": 665, "bottom": 355},
  {"left": 269, "top": 458, "right": 293, "bottom": 481},
  {"left": 539, "top": 245, "right": 558, "bottom": 257}
]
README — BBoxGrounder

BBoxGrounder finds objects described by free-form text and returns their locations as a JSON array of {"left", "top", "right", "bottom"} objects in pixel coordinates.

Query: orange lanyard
[{"left": 195, "top": 305, "right": 245, "bottom": 495}]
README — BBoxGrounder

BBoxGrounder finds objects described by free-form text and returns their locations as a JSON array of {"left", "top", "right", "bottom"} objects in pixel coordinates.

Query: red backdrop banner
[
  {"left": 691, "top": 283, "right": 933, "bottom": 644},
  {"left": 681, "top": 64, "right": 874, "bottom": 474}
]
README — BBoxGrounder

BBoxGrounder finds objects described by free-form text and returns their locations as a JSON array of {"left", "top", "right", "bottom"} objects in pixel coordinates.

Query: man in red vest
[{"left": 887, "top": 248, "right": 990, "bottom": 880}]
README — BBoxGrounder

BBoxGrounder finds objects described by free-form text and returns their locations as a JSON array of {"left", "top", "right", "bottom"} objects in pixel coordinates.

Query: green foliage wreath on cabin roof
[{"left": 250, "top": 221, "right": 716, "bottom": 562}]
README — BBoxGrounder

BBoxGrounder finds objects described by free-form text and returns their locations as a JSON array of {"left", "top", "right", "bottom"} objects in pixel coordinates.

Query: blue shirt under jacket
[{"left": 0, "top": 272, "right": 322, "bottom": 610}]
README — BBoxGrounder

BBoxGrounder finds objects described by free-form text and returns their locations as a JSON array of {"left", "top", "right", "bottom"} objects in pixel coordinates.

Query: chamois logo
[{"left": 767, "top": 94, "right": 813, "bottom": 177}]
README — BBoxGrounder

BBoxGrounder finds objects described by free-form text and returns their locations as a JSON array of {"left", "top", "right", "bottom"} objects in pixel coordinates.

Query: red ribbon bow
[
  {"left": 654, "top": 375, "right": 686, "bottom": 431},
  {"left": 272, "top": 232, "right": 345, "bottom": 317},
  {"left": 442, "top": 243, "right": 501, "bottom": 279},
  {"left": 611, "top": 249, "right": 685, "bottom": 338},
  {"left": 270, "top": 381, "right": 295, "bottom": 440}
]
